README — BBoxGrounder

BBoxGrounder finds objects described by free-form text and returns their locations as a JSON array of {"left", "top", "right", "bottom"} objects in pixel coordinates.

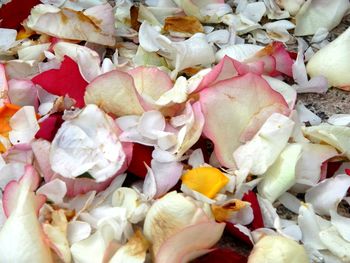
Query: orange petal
[
  {"left": 181, "top": 167, "right": 229, "bottom": 198},
  {"left": 164, "top": 16, "right": 204, "bottom": 35},
  {"left": 0, "top": 103, "right": 21, "bottom": 137}
]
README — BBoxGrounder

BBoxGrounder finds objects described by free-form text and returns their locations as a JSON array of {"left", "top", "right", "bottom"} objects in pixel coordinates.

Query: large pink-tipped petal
[
  {"left": 199, "top": 73, "right": 289, "bottom": 168},
  {"left": 196, "top": 56, "right": 239, "bottom": 92},
  {"left": 0, "top": 165, "right": 53, "bottom": 262},
  {"left": 84, "top": 70, "right": 144, "bottom": 116},
  {"left": 155, "top": 221, "right": 225, "bottom": 263},
  {"left": 128, "top": 66, "right": 173, "bottom": 111},
  {"left": 3, "top": 165, "right": 45, "bottom": 217}
]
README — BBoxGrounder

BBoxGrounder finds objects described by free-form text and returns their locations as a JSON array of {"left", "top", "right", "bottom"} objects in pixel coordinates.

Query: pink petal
[
  {"left": 155, "top": 221, "right": 225, "bottom": 263},
  {"left": 199, "top": 72, "right": 289, "bottom": 168},
  {"left": 128, "top": 66, "right": 173, "bottom": 110},
  {"left": 2, "top": 165, "right": 46, "bottom": 217}
]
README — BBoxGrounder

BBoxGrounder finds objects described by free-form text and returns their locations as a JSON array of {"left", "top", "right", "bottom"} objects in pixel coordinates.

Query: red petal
[
  {"left": 243, "top": 191, "right": 264, "bottom": 230},
  {"left": 35, "top": 113, "right": 64, "bottom": 142},
  {"left": 225, "top": 223, "right": 253, "bottom": 247},
  {"left": 192, "top": 248, "right": 248, "bottom": 263},
  {"left": 326, "top": 161, "right": 343, "bottom": 178},
  {"left": 0, "top": 0, "right": 40, "bottom": 29},
  {"left": 32, "top": 56, "right": 88, "bottom": 108},
  {"left": 127, "top": 143, "right": 153, "bottom": 178},
  {"left": 346, "top": 169, "right": 350, "bottom": 176}
]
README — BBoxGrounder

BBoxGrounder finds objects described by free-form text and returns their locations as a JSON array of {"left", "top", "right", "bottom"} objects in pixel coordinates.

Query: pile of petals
[{"left": 1, "top": 0, "right": 350, "bottom": 262}]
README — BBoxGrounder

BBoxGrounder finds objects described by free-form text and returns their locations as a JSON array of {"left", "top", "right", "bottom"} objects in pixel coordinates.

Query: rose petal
[{"left": 32, "top": 56, "right": 88, "bottom": 108}]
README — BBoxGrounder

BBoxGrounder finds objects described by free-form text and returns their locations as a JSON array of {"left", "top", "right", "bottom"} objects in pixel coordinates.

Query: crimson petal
[
  {"left": 0, "top": 0, "right": 40, "bottom": 29},
  {"left": 32, "top": 56, "right": 88, "bottom": 108},
  {"left": 35, "top": 113, "right": 64, "bottom": 142},
  {"left": 242, "top": 191, "right": 264, "bottom": 230}
]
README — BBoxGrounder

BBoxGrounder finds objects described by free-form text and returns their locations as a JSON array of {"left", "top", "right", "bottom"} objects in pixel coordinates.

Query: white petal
[
  {"left": 8, "top": 79, "right": 38, "bottom": 108},
  {"left": 319, "top": 226, "right": 350, "bottom": 262},
  {"left": 258, "top": 143, "right": 302, "bottom": 203},
  {"left": 296, "top": 102, "right": 321, "bottom": 125},
  {"left": 0, "top": 28, "right": 17, "bottom": 51},
  {"left": 278, "top": 192, "right": 301, "bottom": 214},
  {"left": 234, "top": 113, "right": 295, "bottom": 176},
  {"left": 67, "top": 221, "right": 92, "bottom": 245},
  {"left": 215, "top": 44, "right": 263, "bottom": 62},
  {"left": 188, "top": 149, "right": 205, "bottom": 168},
  {"left": 18, "top": 43, "right": 51, "bottom": 62},
  {"left": 9, "top": 106, "right": 40, "bottom": 145},
  {"left": 37, "top": 179, "right": 67, "bottom": 204},
  {"left": 305, "top": 174, "right": 350, "bottom": 216},
  {"left": 298, "top": 203, "right": 327, "bottom": 250},
  {"left": 302, "top": 123, "right": 350, "bottom": 159},
  {"left": 295, "top": 0, "right": 349, "bottom": 36},
  {"left": 328, "top": 114, "right": 350, "bottom": 126},
  {"left": 292, "top": 143, "right": 337, "bottom": 193},
  {"left": 330, "top": 210, "right": 350, "bottom": 242}
]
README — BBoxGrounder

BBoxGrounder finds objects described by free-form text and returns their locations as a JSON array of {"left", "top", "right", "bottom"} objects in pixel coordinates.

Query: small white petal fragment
[{"left": 37, "top": 179, "right": 67, "bottom": 204}]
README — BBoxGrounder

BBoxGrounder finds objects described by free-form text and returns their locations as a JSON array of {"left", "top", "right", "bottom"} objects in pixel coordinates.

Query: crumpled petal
[
  {"left": 50, "top": 104, "right": 126, "bottom": 182},
  {"left": 305, "top": 174, "right": 350, "bottom": 216}
]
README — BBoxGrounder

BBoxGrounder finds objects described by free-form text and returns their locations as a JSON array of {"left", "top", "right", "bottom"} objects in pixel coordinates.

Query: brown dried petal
[{"left": 164, "top": 16, "right": 204, "bottom": 35}]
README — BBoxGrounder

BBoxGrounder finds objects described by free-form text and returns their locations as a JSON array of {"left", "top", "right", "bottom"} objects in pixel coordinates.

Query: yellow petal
[
  {"left": 211, "top": 199, "right": 248, "bottom": 222},
  {"left": 181, "top": 167, "right": 229, "bottom": 199}
]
